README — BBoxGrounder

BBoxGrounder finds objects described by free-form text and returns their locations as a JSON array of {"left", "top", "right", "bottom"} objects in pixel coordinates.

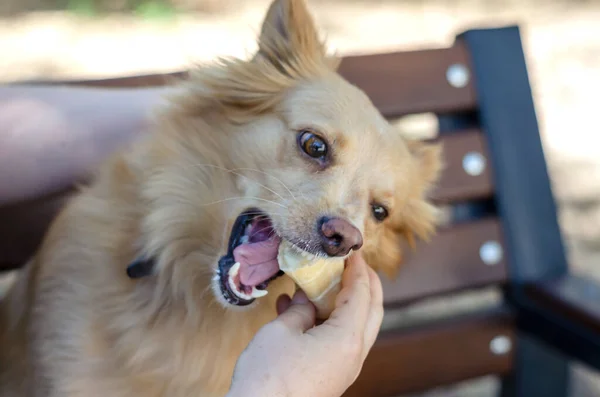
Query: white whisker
[
  {"left": 229, "top": 167, "right": 297, "bottom": 202},
  {"left": 249, "top": 225, "right": 275, "bottom": 237},
  {"left": 199, "top": 196, "right": 287, "bottom": 209},
  {"left": 187, "top": 163, "right": 290, "bottom": 203}
]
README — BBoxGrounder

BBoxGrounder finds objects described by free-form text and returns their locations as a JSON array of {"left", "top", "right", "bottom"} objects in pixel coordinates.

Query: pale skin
[
  {"left": 0, "top": 85, "right": 172, "bottom": 205},
  {"left": 228, "top": 253, "right": 383, "bottom": 397},
  {"left": 0, "top": 85, "right": 385, "bottom": 397}
]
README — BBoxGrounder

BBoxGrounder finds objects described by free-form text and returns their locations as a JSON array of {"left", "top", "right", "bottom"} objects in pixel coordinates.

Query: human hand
[{"left": 226, "top": 253, "right": 384, "bottom": 397}]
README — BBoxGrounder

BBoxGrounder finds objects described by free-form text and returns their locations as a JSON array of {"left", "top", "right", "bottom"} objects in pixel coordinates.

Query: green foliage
[
  {"left": 66, "top": 0, "right": 98, "bottom": 17},
  {"left": 133, "top": 0, "right": 177, "bottom": 21},
  {"left": 63, "top": 0, "right": 179, "bottom": 20}
]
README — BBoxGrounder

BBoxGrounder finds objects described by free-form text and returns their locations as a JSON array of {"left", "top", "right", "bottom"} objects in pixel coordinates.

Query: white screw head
[
  {"left": 490, "top": 335, "right": 512, "bottom": 355},
  {"left": 446, "top": 63, "right": 470, "bottom": 88},
  {"left": 480, "top": 241, "right": 503, "bottom": 266},
  {"left": 462, "top": 152, "right": 486, "bottom": 176}
]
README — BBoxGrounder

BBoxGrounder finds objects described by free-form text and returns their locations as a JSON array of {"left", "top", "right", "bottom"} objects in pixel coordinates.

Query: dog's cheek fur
[
  {"left": 363, "top": 201, "right": 439, "bottom": 281},
  {"left": 363, "top": 226, "right": 404, "bottom": 279},
  {"left": 364, "top": 139, "right": 443, "bottom": 280}
]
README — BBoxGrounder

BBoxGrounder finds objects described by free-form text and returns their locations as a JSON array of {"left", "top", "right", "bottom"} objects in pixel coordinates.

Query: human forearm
[{"left": 0, "top": 85, "right": 175, "bottom": 205}]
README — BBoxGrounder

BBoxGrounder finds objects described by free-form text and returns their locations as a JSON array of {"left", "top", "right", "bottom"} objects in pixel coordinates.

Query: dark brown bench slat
[
  {"left": 343, "top": 309, "right": 515, "bottom": 397},
  {"left": 383, "top": 217, "right": 506, "bottom": 306},
  {"left": 430, "top": 128, "right": 493, "bottom": 204},
  {"left": 338, "top": 41, "right": 477, "bottom": 118},
  {"left": 14, "top": 41, "right": 476, "bottom": 119},
  {"left": 0, "top": 188, "right": 76, "bottom": 272},
  {"left": 19, "top": 71, "right": 189, "bottom": 88}
]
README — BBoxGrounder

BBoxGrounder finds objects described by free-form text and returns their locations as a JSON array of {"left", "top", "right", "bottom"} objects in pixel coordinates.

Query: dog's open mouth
[{"left": 217, "top": 208, "right": 286, "bottom": 306}]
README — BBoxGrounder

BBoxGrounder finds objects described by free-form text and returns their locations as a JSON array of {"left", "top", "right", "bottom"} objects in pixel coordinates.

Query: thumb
[{"left": 273, "top": 290, "right": 316, "bottom": 332}]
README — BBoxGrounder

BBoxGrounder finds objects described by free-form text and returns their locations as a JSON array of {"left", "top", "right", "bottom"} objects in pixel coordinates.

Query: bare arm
[
  {"left": 0, "top": 84, "right": 176, "bottom": 269},
  {"left": 0, "top": 85, "right": 174, "bottom": 205}
]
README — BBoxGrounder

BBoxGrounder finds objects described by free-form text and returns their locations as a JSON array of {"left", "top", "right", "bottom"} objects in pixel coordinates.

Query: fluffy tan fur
[{"left": 0, "top": 0, "right": 442, "bottom": 396}]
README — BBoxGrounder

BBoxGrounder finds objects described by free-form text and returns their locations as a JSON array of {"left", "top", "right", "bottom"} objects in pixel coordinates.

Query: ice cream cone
[{"left": 278, "top": 240, "right": 345, "bottom": 319}]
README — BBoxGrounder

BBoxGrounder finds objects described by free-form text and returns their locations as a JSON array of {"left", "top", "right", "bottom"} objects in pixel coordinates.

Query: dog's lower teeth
[
  {"left": 229, "top": 262, "right": 241, "bottom": 277},
  {"left": 223, "top": 261, "right": 271, "bottom": 301},
  {"left": 226, "top": 262, "right": 268, "bottom": 300},
  {"left": 251, "top": 287, "right": 268, "bottom": 298},
  {"left": 227, "top": 276, "right": 251, "bottom": 300}
]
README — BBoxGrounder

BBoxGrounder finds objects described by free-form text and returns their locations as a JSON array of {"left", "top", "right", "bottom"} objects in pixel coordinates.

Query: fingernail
[{"left": 291, "top": 290, "right": 310, "bottom": 305}]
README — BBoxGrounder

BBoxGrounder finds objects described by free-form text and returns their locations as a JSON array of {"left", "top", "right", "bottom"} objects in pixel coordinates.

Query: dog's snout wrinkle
[{"left": 318, "top": 216, "right": 363, "bottom": 257}]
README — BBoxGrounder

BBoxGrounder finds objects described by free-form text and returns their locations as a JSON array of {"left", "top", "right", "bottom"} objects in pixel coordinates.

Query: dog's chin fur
[{"left": 0, "top": 0, "right": 443, "bottom": 396}]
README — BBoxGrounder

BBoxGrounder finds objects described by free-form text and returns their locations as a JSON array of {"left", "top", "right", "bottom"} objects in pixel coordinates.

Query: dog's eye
[
  {"left": 298, "top": 130, "right": 328, "bottom": 159},
  {"left": 371, "top": 204, "right": 388, "bottom": 222}
]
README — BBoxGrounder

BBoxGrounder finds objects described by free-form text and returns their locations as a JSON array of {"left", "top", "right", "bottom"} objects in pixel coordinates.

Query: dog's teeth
[
  {"left": 240, "top": 235, "right": 249, "bottom": 244},
  {"left": 226, "top": 262, "right": 256, "bottom": 301},
  {"left": 228, "top": 276, "right": 243, "bottom": 296},
  {"left": 235, "top": 290, "right": 252, "bottom": 301},
  {"left": 213, "top": 275, "right": 220, "bottom": 281},
  {"left": 227, "top": 274, "right": 249, "bottom": 299},
  {"left": 229, "top": 262, "right": 241, "bottom": 277},
  {"left": 228, "top": 274, "right": 237, "bottom": 290},
  {"left": 251, "top": 287, "right": 268, "bottom": 298}
]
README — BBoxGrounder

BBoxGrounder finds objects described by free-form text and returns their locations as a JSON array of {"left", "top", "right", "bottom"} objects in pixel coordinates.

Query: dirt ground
[{"left": 1, "top": 0, "right": 600, "bottom": 395}]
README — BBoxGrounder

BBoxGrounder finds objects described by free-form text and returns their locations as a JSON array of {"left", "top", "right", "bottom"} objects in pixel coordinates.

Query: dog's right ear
[{"left": 255, "top": 0, "right": 328, "bottom": 69}]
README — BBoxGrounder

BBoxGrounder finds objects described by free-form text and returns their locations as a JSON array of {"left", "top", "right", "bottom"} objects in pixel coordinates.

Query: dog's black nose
[{"left": 318, "top": 217, "right": 363, "bottom": 257}]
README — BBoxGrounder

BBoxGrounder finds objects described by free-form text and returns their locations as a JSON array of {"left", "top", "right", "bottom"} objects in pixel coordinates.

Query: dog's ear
[
  {"left": 255, "top": 0, "right": 328, "bottom": 68},
  {"left": 403, "top": 138, "right": 444, "bottom": 242},
  {"left": 406, "top": 139, "right": 444, "bottom": 190}
]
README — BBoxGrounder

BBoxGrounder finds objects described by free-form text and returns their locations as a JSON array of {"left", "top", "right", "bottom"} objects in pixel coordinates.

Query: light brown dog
[{"left": 0, "top": 0, "right": 442, "bottom": 396}]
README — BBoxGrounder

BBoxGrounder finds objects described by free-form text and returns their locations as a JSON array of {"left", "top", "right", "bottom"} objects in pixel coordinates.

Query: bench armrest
[
  {"left": 508, "top": 273, "right": 600, "bottom": 370},
  {"left": 526, "top": 274, "right": 600, "bottom": 334}
]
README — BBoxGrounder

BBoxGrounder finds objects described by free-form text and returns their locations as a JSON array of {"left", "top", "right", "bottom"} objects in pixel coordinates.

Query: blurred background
[{"left": 1, "top": 0, "right": 599, "bottom": 395}]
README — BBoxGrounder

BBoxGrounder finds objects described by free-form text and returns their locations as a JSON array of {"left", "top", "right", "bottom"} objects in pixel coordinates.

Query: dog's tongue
[{"left": 233, "top": 236, "right": 282, "bottom": 287}]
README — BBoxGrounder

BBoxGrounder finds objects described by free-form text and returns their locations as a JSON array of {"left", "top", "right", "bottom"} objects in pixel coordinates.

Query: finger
[
  {"left": 362, "top": 265, "right": 384, "bottom": 360},
  {"left": 276, "top": 294, "right": 292, "bottom": 315},
  {"left": 273, "top": 290, "right": 316, "bottom": 333},
  {"left": 324, "top": 253, "right": 372, "bottom": 330}
]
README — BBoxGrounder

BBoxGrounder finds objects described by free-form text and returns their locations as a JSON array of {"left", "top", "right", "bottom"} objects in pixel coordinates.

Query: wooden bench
[{"left": 3, "top": 25, "right": 600, "bottom": 396}]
